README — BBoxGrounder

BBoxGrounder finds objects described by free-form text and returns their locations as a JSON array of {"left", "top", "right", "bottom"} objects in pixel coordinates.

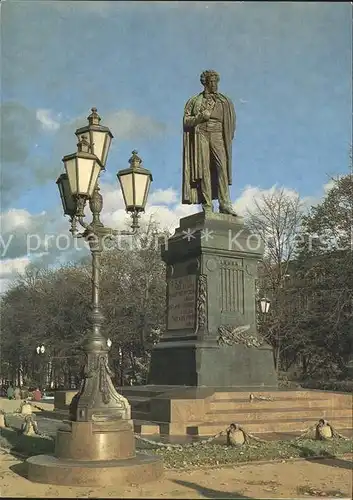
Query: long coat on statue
[{"left": 182, "top": 92, "right": 236, "bottom": 205}]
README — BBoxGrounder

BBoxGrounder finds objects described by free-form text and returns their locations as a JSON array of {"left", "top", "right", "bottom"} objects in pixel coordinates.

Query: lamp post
[
  {"left": 26, "top": 108, "right": 162, "bottom": 486},
  {"left": 260, "top": 297, "right": 271, "bottom": 315},
  {"left": 36, "top": 345, "right": 45, "bottom": 355},
  {"left": 35, "top": 345, "right": 45, "bottom": 388},
  {"left": 56, "top": 108, "right": 153, "bottom": 422},
  {"left": 258, "top": 296, "right": 271, "bottom": 343}
]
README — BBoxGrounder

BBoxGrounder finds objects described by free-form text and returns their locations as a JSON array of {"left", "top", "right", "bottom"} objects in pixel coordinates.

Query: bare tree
[
  {"left": 246, "top": 187, "right": 304, "bottom": 291},
  {"left": 246, "top": 188, "right": 304, "bottom": 372}
]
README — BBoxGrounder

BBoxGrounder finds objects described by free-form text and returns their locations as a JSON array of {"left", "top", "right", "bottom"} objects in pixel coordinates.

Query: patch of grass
[
  {"left": 143, "top": 438, "right": 353, "bottom": 470},
  {"left": 297, "top": 485, "right": 347, "bottom": 497},
  {"left": 1, "top": 426, "right": 352, "bottom": 472},
  {"left": 0, "top": 428, "right": 55, "bottom": 457}
]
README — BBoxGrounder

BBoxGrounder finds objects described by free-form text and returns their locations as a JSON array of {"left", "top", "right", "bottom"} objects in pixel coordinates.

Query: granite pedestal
[{"left": 148, "top": 211, "right": 277, "bottom": 388}]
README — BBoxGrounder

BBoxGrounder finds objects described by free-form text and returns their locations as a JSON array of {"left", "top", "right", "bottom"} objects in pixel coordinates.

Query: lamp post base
[{"left": 26, "top": 419, "right": 163, "bottom": 486}]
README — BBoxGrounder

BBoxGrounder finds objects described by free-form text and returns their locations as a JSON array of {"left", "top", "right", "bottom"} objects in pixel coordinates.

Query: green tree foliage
[
  {"left": 0, "top": 225, "right": 168, "bottom": 388},
  {"left": 254, "top": 172, "right": 353, "bottom": 378},
  {"left": 292, "top": 171, "right": 353, "bottom": 376}
]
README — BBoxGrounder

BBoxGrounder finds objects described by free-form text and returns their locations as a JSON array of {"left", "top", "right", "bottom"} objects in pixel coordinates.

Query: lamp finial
[
  {"left": 129, "top": 150, "right": 142, "bottom": 169},
  {"left": 88, "top": 107, "right": 101, "bottom": 125}
]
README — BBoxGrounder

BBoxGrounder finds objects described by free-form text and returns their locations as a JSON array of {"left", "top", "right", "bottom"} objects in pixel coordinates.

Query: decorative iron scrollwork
[{"left": 98, "top": 354, "right": 113, "bottom": 404}]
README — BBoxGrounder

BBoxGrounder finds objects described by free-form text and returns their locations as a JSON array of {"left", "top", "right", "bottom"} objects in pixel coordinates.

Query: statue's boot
[
  {"left": 202, "top": 204, "right": 213, "bottom": 214},
  {"left": 219, "top": 204, "right": 237, "bottom": 216}
]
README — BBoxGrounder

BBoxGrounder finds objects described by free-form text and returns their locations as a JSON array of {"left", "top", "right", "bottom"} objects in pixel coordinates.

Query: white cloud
[
  {"left": 99, "top": 182, "right": 196, "bottom": 233},
  {"left": 148, "top": 188, "right": 178, "bottom": 205},
  {"left": 36, "top": 109, "right": 61, "bottom": 131},
  {"left": 0, "top": 256, "right": 31, "bottom": 295},
  {"left": 233, "top": 185, "right": 299, "bottom": 215},
  {"left": 323, "top": 177, "right": 342, "bottom": 194},
  {"left": 0, "top": 208, "right": 33, "bottom": 232},
  {"left": 0, "top": 256, "right": 31, "bottom": 278}
]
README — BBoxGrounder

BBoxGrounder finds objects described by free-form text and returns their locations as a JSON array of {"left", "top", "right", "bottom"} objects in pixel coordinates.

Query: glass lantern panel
[
  {"left": 65, "top": 158, "right": 78, "bottom": 194},
  {"left": 57, "top": 179, "right": 65, "bottom": 199},
  {"left": 101, "top": 133, "right": 112, "bottom": 166},
  {"left": 133, "top": 172, "right": 150, "bottom": 209},
  {"left": 62, "top": 176, "right": 76, "bottom": 214},
  {"left": 91, "top": 130, "right": 108, "bottom": 165},
  {"left": 87, "top": 161, "right": 101, "bottom": 197},
  {"left": 143, "top": 176, "right": 152, "bottom": 208},
  {"left": 119, "top": 172, "right": 134, "bottom": 207},
  {"left": 77, "top": 158, "right": 95, "bottom": 196}
]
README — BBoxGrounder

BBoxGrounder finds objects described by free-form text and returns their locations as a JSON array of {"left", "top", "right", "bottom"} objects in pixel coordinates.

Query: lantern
[
  {"left": 75, "top": 108, "right": 113, "bottom": 167},
  {"left": 62, "top": 135, "right": 102, "bottom": 198},
  {"left": 260, "top": 297, "right": 271, "bottom": 314},
  {"left": 56, "top": 173, "right": 76, "bottom": 216},
  {"left": 117, "top": 150, "right": 153, "bottom": 214}
]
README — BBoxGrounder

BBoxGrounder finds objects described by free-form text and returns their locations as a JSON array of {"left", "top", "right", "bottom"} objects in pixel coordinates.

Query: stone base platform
[
  {"left": 120, "top": 386, "right": 353, "bottom": 437},
  {"left": 27, "top": 454, "right": 163, "bottom": 487},
  {"left": 52, "top": 387, "right": 353, "bottom": 438},
  {"left": 26, "top": 418, "right": 163, "bottom": 486}
]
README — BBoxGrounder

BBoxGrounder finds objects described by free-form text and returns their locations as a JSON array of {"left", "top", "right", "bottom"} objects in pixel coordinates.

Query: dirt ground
[{"left": 0, "top": 453, "right": 352, "bottom": 499}]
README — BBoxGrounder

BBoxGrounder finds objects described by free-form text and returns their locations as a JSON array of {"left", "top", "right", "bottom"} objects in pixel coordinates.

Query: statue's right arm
[{"left": 183, "top": 98, "right": 205, "bottom": 129}]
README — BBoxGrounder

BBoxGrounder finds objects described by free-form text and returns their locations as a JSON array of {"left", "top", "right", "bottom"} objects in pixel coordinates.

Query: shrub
[{"left": 300, "top": 379, "right": 353, "bottom": 393}]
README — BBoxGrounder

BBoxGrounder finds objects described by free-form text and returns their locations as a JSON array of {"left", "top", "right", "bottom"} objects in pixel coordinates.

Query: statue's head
[{"left": 200, "top": 70, "right": 220, "bottom": 93}]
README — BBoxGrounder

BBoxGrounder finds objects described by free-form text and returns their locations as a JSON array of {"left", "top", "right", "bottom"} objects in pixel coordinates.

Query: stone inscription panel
[{"left": 167, "top": 275, "right": 197, "bottom": 330}]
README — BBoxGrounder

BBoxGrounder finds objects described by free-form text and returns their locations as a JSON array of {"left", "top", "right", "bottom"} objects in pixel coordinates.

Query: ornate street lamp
[
  {"left": 260, "top": 297, "right": 271, "bottom": 314},
  {"left": 26, "top": 108, "right": 162, "bottom": 486},
  {"left": 56, "top": 108, "right": 152, "bottom": 423}
]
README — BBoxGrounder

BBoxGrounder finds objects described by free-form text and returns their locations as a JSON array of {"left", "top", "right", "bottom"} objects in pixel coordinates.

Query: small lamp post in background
[
  {"left": 258, "top": 297, "right": 271, "bottom": 347},
  {"left": 56, "top": 107, "right": 153, "bottom": 422},
  {"left": 36, "top": 345, "right": 45, "bottom": 355},
  {"left": 260, "top": 297, "right": 271, "bottom": 315},
  {"left": 36, "top": 345, "right": 46, "bottom": 388}
]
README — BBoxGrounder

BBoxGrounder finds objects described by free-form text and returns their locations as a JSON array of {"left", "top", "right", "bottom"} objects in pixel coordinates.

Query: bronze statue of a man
[{"left": 182, "top": 70, "right": 237, "bottom": 215}]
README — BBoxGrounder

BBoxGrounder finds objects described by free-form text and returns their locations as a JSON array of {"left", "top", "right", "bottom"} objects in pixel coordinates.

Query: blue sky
[{"left": 0, "top": 1, "right": 352, "bottom": 287}]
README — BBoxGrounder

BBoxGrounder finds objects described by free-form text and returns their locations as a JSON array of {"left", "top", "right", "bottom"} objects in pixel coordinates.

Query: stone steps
[
  {"left": 128, "top": 389, "right": 352, "bottom": 437},
  {"left": 204, "top": 407, "right": 352, "bottom": 423},
  {"left": 208, "top": 397, "right": 351, "bottom": 411},
  {"left": 133, "top": 420, "right": 160, "bottom": 435},
  {"left": 186, "top": 416, "right": 353, "bottom": 436},
  {"left": 211, "top": 390, "right": 352, "bottom": 400}
]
